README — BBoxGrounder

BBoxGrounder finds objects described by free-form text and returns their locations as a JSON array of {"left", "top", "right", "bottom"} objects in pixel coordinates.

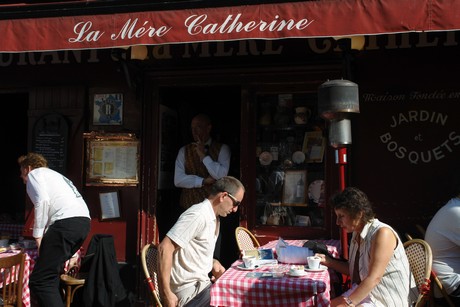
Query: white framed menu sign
[{"left": 84, "top": 132, "right": 140, "bottom": 186}]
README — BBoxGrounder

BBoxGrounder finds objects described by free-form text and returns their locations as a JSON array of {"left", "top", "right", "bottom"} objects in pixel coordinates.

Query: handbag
[{"left": 302, "top": 240, "right": 329, "bottom": 256}]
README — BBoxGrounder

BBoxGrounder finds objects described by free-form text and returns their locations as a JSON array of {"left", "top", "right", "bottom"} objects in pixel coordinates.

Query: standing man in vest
[{"left": 174, "top": 113, "right": 231, "bottom": 210}]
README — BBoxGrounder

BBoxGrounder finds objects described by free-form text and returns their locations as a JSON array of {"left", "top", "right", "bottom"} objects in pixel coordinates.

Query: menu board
[
  {"left": 84, "top": 133, "right": 139, "bottom": 186},
  {"left": 32, "top": 113, "right": 68, "bottom": 174}
]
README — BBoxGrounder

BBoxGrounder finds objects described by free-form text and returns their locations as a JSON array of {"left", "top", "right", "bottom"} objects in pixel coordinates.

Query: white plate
[
  {"left": 287, "top": 270, "right": 307, "bottom": 277},
  {"left": 308, "top": 180, "right": 324, "bottom": 203},
  {"left": 292, "top": 151, "right": 306, "bottom": 164},
  {"left": 305, "top": 265, "right": 328, "bottom": 272},
  {"left": 259, "top": 151, "right": 273, "bottom": 166},
  {"left": 236, "top": 263, "right": 255, "bottom": 271}
]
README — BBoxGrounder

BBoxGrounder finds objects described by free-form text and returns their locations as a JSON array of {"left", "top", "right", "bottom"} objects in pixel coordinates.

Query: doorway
[
  {"left": 157, "top": 85, "right": 242, "bottom": 268},
  {"left": 1, "top": 92, "right": 28, "bottom": 223}
]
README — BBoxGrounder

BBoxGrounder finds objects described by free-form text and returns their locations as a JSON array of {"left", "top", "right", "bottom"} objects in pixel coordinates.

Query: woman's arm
[{"left": 316, "top": 253, "right": 350, "bottom": 275}]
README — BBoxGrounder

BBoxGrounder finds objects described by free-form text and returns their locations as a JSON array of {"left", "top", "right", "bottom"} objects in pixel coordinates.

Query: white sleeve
[{"left": 203, "top": 144, "right": 231, "bottom": 179}]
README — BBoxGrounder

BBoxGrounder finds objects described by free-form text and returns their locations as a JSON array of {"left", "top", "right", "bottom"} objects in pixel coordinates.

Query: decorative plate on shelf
[
  {"left": 308, "top": 180, "right": 324, "bottom": 203},
  {"left": 259, "top": 151, "right": 273, "bottom": 166},
  {"left": 292, "top": 151, "right": 306, "bottom": 164}
]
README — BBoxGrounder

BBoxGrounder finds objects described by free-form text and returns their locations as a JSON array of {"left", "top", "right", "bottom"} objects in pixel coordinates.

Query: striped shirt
[{"left": 349, "top": 219, "right": 418, "bottom": 306}]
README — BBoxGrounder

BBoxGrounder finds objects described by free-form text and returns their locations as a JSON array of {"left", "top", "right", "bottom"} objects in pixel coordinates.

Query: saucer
[
  {"left": 287, "top": 270, "right": 307, "bottom": 277},
  {"left": 237, "top": 263, "right": 255, "bottom": 271},
  {"left": 305, "top": 265, "right": 327, "bottom": 272}
]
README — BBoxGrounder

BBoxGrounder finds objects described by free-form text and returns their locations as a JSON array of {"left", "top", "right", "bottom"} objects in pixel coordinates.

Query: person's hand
[
  {"left": 330, "top": 296, "right": 354, "bottom": 307},
  {"left": 203, "top": 176, "right": 216, "bottom": 187},
  {"left": 68, "top": 255, "right": 79, "bottom": 268},
  {"left": 330, "top": 297, "right": 347, "bottom": 307},
  {"left": 162, "top": 291, "right": 179, "bottom": 307},
  {"left": 193, "top": 141, "right": 207, "bottom": 161},
  {"left": 314, "top": 253, "right": 329, "bottom": 266},
  {"left": 211, "top": 259, "right": 226, "bottom": 282}
]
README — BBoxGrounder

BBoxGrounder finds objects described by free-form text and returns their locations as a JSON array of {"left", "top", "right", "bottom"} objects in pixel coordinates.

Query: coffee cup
[
  {"left": 307, "top": 256, "right": 321, "bottom": 269},
  {"left": 242, "top": 255, "right": 256, "bottom": 269}
]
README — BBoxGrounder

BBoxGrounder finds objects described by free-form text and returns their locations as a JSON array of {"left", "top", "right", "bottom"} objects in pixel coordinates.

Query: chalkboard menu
[{"left": 32, "top": 113, "right": 68, "bottom": 174}]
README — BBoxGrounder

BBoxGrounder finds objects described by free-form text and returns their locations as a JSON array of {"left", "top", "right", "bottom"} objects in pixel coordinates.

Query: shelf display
[{"left": 254, "top": 92, "right": 326, "bottom": 228}]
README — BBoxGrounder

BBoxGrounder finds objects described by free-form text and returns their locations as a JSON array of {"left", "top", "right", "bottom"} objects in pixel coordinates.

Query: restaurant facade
[{"left": 1, "top": 0, "right": 460, "bottom": 304}]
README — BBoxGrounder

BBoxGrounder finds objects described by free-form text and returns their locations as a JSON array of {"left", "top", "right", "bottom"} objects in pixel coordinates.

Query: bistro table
[
  {"left": 0, "top": 246, "right": 82, "bottom": 307},
  {"left": 210, "top": 239, "right": 340, "bottom": 307},
  {"left": 0, "top": 249, "right": 33, "bottom": 307},
  {"left": 21, "top": 246, "right": 82, "bottom": 272}
]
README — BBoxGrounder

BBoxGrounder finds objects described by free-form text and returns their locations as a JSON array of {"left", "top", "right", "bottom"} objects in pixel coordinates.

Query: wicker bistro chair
[
  {"left": 141, "top": 243, "right": 162, "bottom": 307},
  {"left": 430, "top": 269, "right": 455, "bottom": 307},
  {"left": 60, "top": 248, "right": 89, "bottom": 307},
  {"left": 235, "top": 226, "right": 260, "bottom": 256},
  {"left": 404, "top": 239, "right": 433, "bottom": 307},
  {"left": 60, "top": 266, "right": 85, "bottom": 307},
  {"left": 0, "top": 251, "right": 26, "bottom": 307},
  {"left": 406, "top": 227, "right": 455, "bottom": 306}
]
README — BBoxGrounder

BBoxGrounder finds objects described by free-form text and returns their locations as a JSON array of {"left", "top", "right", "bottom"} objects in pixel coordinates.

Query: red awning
[{"left": 1, "top": 0, "right": 459, "bottom": 52}]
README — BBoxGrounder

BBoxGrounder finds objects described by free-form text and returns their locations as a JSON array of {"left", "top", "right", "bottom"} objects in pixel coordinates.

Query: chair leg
[
  {"left": 431, "top": 272, "right": 455, "bottom": 307},
  {"left": 71, "top": 285, "right": 84, "bottom": 304},
  {"left": 65, "top": 285, "right": 72, "bottom": 307},
  {"left": 63, "top": 284, "right": 84, "bottom": 307}
]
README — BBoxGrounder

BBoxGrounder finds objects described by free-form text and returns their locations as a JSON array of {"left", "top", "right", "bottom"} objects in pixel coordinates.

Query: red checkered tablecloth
[
  {"left": 210, "top": 239, "right": 340, "bottom": 307},
  {"left": 211, "top": 260, "right": 330, "bottom": 307},
  {"left": 24, "top": 248, "right": 81, "bottom": 273},
  {"left": 22, "top": 247, "right": 82, "bottom": 307},
  {"left": 0, "top": 250, "right": 33, "bottom": 307}
]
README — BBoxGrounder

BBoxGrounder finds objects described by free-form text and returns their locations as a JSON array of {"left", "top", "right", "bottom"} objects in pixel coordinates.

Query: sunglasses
[{"left": 226, "top": 192, "right": 241, "bottom": 207}]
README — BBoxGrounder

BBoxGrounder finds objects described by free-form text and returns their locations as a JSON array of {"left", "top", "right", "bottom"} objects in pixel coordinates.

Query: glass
[{"left": 227, "top": 192, "right": 241, "bottom": 207}]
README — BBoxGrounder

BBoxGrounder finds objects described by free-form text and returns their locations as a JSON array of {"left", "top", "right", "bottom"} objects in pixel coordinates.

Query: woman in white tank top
[{"left": 316, "top": 187, "right": 417, "bottom": 307}]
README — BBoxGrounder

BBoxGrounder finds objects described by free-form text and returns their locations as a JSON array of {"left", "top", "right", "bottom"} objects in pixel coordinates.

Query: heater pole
[
  {"left": 318, "top": 79, "right": 359, "bottom": 261},
  {"left": 336, "top": 147, "right": 349, "bottom": 260}
]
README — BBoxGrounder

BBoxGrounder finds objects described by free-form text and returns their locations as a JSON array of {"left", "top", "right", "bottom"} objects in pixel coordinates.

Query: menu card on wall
[
  {"left": 84, "top": 133, "right": 139, "bottom": 186},
  {"left": 99, "top": 191, "right": 121, "bottom": 220},
  {"left": 90, "top": 142, "right": 138, "bottom": 179}
]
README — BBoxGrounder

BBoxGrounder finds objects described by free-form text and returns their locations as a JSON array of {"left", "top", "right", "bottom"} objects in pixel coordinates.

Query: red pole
[{"left": 336, "top": 148, "right": 349, "bottom": 260}]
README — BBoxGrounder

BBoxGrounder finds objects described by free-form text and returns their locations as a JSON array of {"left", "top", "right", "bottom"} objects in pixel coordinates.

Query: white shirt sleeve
[
  {"left": 174, "top": 144, "right": 231, "bottom": 188},
  {"left": 26, "top": 171, "right": 50, "bottom": 238},
  {"left": 203, "top": 143, "right": 231, "bottom": 179}
]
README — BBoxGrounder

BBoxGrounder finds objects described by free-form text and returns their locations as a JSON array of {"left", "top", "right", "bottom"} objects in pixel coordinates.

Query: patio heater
[{"left": 318, "top": 79, "right": 359, "bottom": 260}]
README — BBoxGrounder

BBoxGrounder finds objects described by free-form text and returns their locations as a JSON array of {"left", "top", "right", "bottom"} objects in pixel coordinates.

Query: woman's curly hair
[{"left": 330, "top": 187, "right": 375, "bottom": 222}]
